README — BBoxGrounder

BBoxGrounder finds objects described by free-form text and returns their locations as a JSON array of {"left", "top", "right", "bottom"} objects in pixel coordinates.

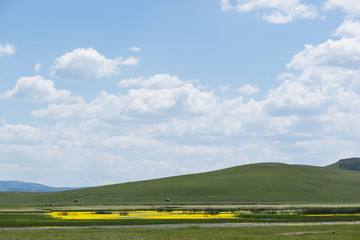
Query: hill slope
[
  {"left": 2, "top": 163, "right": 360, "bottom": 206},
  {"left": 326, "top": 157, "right": 360, "bottom": 171},
  {"left": 0, "top": 181, "right": 80, "bottom": 192}
]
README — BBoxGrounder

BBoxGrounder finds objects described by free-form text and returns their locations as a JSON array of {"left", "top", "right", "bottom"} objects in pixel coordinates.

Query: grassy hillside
[
  {"left": 327, "top": 157, "right": 360, "bottom": 171},
  {"left": 2, "top": 163, "right": 360, "bottom": 207}
]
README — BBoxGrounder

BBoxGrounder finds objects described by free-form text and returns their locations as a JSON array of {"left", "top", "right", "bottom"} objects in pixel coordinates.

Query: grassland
[
  {"left": 3, "top": 206, "right": 360, "bottom": 228},
  {"left": 2, "top": 163, "right": 360, "bottom": 207},
  {"left": 1, "top": 225, "right": 360, "bottom": 240},
  {"left": 2, "top": 163, "right": 360, "bottom": 238}
]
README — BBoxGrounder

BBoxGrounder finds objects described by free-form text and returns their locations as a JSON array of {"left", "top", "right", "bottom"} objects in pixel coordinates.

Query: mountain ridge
[{"left": 0, "top": 180, "right": 82, "bottom": 192}]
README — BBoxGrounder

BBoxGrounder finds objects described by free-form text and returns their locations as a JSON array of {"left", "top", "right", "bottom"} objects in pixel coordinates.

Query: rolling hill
[
  {"left": 326, "top": 157, "right": 360, "bottom": 171},
  {"left": 2, "top": 162, "right": 360, "bottom": 206}
]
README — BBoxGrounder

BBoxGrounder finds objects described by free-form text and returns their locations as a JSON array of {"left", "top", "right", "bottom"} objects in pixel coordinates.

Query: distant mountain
[
  {"left": 0, "top": 180, "right": 81, "bottom": 192},
  {"left": 326, "top": 157, "right": 360, "bottom": 171}
]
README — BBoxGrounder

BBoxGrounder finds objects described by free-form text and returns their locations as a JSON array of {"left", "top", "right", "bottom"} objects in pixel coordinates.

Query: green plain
[{"left": 1, "top": 225, "right": 360, "bottom": 240}]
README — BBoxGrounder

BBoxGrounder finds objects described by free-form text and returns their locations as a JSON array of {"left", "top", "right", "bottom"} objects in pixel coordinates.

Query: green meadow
[
  {"left": 2, "top": 162, "right": 360, "bottom": 239},
  {"left": 1, "top": 225, "right": 360, "bottom": 240},
  {"left": 2, "top": 163, "right": 360, "bottom": 207}
]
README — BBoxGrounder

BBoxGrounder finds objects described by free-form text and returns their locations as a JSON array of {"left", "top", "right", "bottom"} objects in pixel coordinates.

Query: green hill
[
  {"left": 326, "top": 157, "right": 360, "bottom": 171},
  {"left": 2, "top": 163, "right": 360, "bottom": 207}
]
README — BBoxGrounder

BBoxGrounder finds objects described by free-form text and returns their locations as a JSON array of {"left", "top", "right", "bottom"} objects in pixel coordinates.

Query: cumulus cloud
[
  {"left": 32, "top": 79, "right": 219, "bottom": 119},
  {"left": 1, "top": 75, "right": 75, "bottom": 103},
  {"left": 20, "top": 34, "right": 360, "bottom": 184},
  {"left": 129, "top": 46, "right": 141, "bottom": 52},
  {"left": 0, "top": 124, "right": 42, "bottom": 143},
  {"left": 0, "top": 43, "right": 15, "bottom": 57},
  {"left": 17, "top": 13, "right": 360, "bottom": 186},
  {"left": 333, "top": 19, "right": 360, "bottom": 37},
  {"left": 119, "top": 56, "right": 140, "bottom": 66},
  {"left": 118, "top": 74, "right": 184, "bottom": 89},
  {"left": 28, "top": 29, "right": 360, "bottom": 176},
  {"left": 287, "top": 37, "right": 360, "bottom": 88},
  {"left": 265, "top": 80, "right": 330, "bottom": 116},
  {"left": 32, "top": 91, "right": 125, "bottom": 118},
  {"left": 51, "top": 48, "right": 139, "bottom": 80},
  {"left": 220, "top": 0, "right": 318, "bottom": 23},
  {"left": 324, "top": 0, "right": 360, "bottom": 17},
  {"left": 265, "top": 23, "right": 360, "bottom": 140},
  {"left": 236, "top": 84, "right": 259, "bottom": 95}
]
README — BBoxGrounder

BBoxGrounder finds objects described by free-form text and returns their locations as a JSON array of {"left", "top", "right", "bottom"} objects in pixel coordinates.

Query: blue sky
[{"left": 1, "top": 0, "right": 360, "bottom": 187}]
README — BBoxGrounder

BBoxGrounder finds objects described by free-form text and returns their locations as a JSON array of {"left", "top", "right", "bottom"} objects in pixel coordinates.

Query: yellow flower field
[{"left": 45, "top": 210, "right": 247, "bottom": 220}]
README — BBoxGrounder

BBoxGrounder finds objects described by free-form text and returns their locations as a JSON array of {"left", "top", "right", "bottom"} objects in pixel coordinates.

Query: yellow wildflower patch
[{"left": 45, "top": 210, "right": 244, "bottom": 220}]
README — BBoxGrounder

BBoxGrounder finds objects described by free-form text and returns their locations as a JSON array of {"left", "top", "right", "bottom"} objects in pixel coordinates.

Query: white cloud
[
  {"left": 16, "top": 17, "right": 360, "bottom": 186},
  {"left": 129, "top": 46, "right": 141, "bottom": 52},
  {"left": 34, "top": 80, "right": 219, "bottom": 119},
  {"left": 220, "top": 0, "right": 318, "bottom": 23},
  {"left": 333, "top": 19, "right": 360, "bottom": 37},
  {"left": 27, "top": 31, "right": 360, "bottom": 184},
  {"left": 35, "top": 63, "right": 42, "bottom": 72},
  {"left": 265, "top": 80, "right": 330, "bottom": 116},
  {"left": 0, "top": 43, "right": 15, "bottom": 57},
  {"left": 236, "top": 84, "right": 259, "bottom": 95},
  {"left": 32, "top": 74, "right": 267, "bottom": 141},
  {"left": 118, "top": 74, "right": 184, "bottom": 89},
  {"left": 288, "top": 37, "right": 360, "bottom": 71},
  {"left": 51, "top": 48, "right": 139, "bottom": 80},
  {"left": 324, "top": 0, "right": 360, "bottom": 17},
  {"left": 32, "top": 91, "right": 124, "bottom": 118},
  {"left": 1, "top": 75, "right": 75, "bottom": 103},
  {"left": 0, "top": 124, "right": 42, "bottom": 143},
  {"left": 220, "top": 0, "right": 233, "bottom": 11},
  {"left": 264, "top": 23, "right": 360, "bottom": 141},
  {"left": 219, "top": 84, "right": 230, "bottom": 92},
  {"left": 119, "top": 56, "right": 140, "bottom": 66}
]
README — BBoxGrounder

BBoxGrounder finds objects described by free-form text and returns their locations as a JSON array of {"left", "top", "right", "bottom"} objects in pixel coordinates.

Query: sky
[{"left": 1, "top": 0, "right": 360, "bottom": 187}]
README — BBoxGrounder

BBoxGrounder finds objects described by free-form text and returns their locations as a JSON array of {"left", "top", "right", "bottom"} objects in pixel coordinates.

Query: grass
[
  {"left": 3, "top": 206, "right": 360, "bottom": 228},
  {"left": 1, "top": 225, "right": 360, "bottom": 239},
  {"left": 2, "top": 163, "right": 360, "bottom": 238},
  {"left": 2, "top": 205, "right": 360, "bottom": 239},
  {"left": 2, "top": 163, "right": 360, "bottom": 206}
]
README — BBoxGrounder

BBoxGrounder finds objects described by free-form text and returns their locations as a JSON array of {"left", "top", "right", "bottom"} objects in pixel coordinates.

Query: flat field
[
  {"left": 2, "top": 205, "right": 360, "bottom": 239},
  {"left": 1, "top": 224, "right": 360, "bottom": 240},
  {"left": 2, "top": 205, "right": 360, "bottom": 227}
]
